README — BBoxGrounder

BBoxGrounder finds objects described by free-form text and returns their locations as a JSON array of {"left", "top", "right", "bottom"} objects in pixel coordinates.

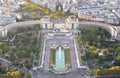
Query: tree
[
  {"left": 81, "top": 56, "right": 87, "bottom": 61},
  {"left": 16, "top": 50, "right": 27, "bottom": 58},
  {"left": 26, "top": 73, "right": 31, "bottom": 78},
  {"left": 0, "top": 71, "right": 22, "bottom": 78},
  {"left": 10, "top": 71, "right": 21, "bottom": 78},
  {"left": 0, "top": 49, "right": 2, "bottom": 57},
  {"left": 85, "top": 44, "right": 89, "bottom": 48},
  {"left": 95, "top": 69, "right": 101, "bottom": 75},
  {"left": 114, "top": 56, "right": 120, "bottom": 66},
  {"left": 85, "top": 50, "right": 95, "bottom": 59},
  {"left": 13, "top": 59, "right": 19, "bottom": 66},
  {"left": 117, "top": 56, "right": 120, "bottom": 60},
  {"left": 30, "top": 52, "right": 34, "bottom": 59},
  {"left": 116, "top": 47, "right": 120, "bottom": 54},
  {"left": 93, "top": 50, "right": 99, "bottom": 55},
  {"left": 9, "top": 51, "right": 15, "bottom": 61},
  {"left": 101, "top": 48, "right": 108, "bottom": 55},
  {"left": 82, "top": 27, "right": 96, "bottom": 42},
  {"left": 89, "top": 70, "right": 94, "bottom": 76},
  {"left": 108, "top": 48, "right": 115, "bottom": 55},
  {"left": 77, "top": 35, "right": 81, "bottom": 41},
  {"left": 7, "top": 32, "right": 16, "bottom": 39},
  {"left": 20, "top": 72, "right": 25, "bottom": 78},
  {"left": 96, "top": 35, "right": 101, "bottom": 41},
  {"left": 103, "top": 64, "right": 111, "bottom": 68},
  {"left": 25, "top": 63, "right": 32, "bottom": 70},
  {"left": 96, "top": 42, "right": 101, "bottom": 48},
  {"left": 95, "top": 66, "right": 120, "bottom": 76},
  {"left": 89, "top": 46, "right": 96, "bottom": 51}
]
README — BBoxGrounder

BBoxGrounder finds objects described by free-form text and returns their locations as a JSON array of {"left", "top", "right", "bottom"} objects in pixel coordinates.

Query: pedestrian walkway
[{"left": 43, "top": 38, "right": 78, "bottom": 71}]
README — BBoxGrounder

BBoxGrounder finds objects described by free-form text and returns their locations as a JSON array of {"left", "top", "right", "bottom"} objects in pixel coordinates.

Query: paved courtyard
[
  {"left": 43, "top": 37, "right": 77, "bottom": 71},
  {"left": 31, "top": 29, "right": 90, "bottom": 78},
  {"left": 32, "top": 69, "right": 89, "bottom": 78}
]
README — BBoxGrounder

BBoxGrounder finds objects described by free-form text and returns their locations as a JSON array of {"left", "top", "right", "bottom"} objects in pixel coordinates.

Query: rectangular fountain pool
[{"left": 54, "top": 47, "right": 67, "bottom": 71}]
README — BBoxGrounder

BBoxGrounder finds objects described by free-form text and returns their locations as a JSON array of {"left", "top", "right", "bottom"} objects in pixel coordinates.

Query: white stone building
[
  {"left": 66, "top": 15, "right": 79, "bottom": 29},
  {"left": 0, "top": 14, "right": 16, "bottom": 26},
  {"left": 41, "top": 15, "right": 53, "bottom": 29},
  {"left": 41, "top": 15, "right": 79, "bottom": 30},
  {"left": 0, "top": 26, "right": 7, "bottom": 37}
]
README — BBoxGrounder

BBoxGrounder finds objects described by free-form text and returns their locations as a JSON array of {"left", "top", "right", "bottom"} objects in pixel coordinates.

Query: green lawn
[
  {"left": 50, "top": 49, "right": 56, "bottom": 65},
  {"left": 64, "top": 49, "right": 71, "bottom": 65}
]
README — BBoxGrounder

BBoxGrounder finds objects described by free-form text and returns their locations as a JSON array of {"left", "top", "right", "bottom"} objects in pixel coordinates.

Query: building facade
[{"left": 41, "top": 15, "right": 79, "bottom": 29}]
